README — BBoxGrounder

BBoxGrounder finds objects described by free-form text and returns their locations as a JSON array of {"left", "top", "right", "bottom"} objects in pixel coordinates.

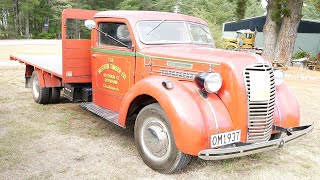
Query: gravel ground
[{"left": 0, "top": 41, "right": 319, "bottom": 180}]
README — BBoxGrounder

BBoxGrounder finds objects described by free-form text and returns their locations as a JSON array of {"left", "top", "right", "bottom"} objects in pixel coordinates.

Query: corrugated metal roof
[{"left": 224, "top": 16, "right": 320, "bottom": 33}]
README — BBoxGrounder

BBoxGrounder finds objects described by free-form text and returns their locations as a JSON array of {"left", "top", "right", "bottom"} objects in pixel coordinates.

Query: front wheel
[{"left": 134, "top": 103, "right": 191, "bottom": 174}]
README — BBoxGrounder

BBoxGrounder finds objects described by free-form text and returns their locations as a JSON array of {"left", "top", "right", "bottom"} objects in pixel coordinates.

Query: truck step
[{"left": 80, "top": 103, "right": 122, "bottom": 127}]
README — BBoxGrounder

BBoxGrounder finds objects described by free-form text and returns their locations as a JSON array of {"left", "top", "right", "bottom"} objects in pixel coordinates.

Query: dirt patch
[
  {"left": 0, "top": 42, "right": 319, "bottom": 179},
  {"left": 285, "top": 67, "right": 320, "bottom": 80}
]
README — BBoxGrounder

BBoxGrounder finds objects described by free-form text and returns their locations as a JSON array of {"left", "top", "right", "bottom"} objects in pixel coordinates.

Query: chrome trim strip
[{"left": 205, "top": 98, "right": 219, "bottom": 134}]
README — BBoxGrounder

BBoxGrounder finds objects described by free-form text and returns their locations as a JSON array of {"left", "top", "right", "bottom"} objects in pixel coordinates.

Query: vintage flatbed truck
[{"left": 10, "top": 9, "right": 313, "bottom": 173}]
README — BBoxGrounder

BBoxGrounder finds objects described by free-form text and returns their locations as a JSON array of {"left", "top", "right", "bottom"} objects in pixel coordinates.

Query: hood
[
  {"left": 139, "top": 44, "right": 270, "bottom": 138},
  {"left": 139, "top": 44, "right": 266, "bottom": 73}
]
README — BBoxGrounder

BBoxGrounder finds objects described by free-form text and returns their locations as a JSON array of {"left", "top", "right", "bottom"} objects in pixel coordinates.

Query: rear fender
[
  {"left": 35, "top": 68, "right": 62, "bottom": 88},
  {"left": 25, "top": 65, "right": 34, "bottom": 88},
  {"left": 118, "top": 76, "right": 233, "bottom": 155}
]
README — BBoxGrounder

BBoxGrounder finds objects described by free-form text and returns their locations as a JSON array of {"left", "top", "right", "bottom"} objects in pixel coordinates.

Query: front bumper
[{"left": 198, "top": 124, "right": 314, "bottom": 160}]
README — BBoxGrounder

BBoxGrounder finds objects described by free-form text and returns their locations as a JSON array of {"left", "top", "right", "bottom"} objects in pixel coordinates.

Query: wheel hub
[
  {"left": 32, "top": 76, "right": 40, "bottom": 98},
  {"left": 143, "top": 122, "right": 169, "bottom": 158}
]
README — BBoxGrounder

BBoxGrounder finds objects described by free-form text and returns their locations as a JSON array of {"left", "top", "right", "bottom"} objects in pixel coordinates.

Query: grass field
[
  {"left": 0, "top": 40, "right": 61, "bottom": 63},
  {"left": 0, "top": 41, "right": 319, "bottom": 179}
]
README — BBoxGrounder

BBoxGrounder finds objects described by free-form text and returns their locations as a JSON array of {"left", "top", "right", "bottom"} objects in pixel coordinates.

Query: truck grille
[{"left": 244, "top": 64, "right": 276, "bottom": 143}]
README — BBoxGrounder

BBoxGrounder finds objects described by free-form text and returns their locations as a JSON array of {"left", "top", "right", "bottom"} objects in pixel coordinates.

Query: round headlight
[
  {"left": 274, "top": 70, "right": 284, "bottom": 86},
  {"left": 204, "top": 73, "right": 222, "bottom": 93}
]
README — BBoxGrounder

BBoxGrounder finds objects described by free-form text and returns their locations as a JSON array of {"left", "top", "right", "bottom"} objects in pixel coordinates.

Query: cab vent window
[{"left": 98, "top": 22, "right": 132, "bottom": 47}]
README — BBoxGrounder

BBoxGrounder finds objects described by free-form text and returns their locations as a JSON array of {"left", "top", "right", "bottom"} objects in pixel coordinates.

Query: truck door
[{"left": 91, "top": 19, "right": 136, "bottom": 112}]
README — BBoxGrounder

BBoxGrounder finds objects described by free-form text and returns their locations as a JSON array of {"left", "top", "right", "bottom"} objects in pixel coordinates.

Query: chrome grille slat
[
  {"left": 244, "top": 63, "right": 276, "bottom": 143},
  {"left": 248, "top": 125, "right": 273, "bottom": 130},
  {"left": 249, "top": 110, "right": 275, "bottom": 115},
  {"left": 248, "top": 122, "right": 273, "bottom": 128},
  {"left": 248, "top": 128, "right": 273, "bottom": 133},
  {"left": 249, "top": 129, "right": 273, "bottom": 136},
  {"left": 249, "top": 104, "right": 275, "bottom": 108},
  {"left": 249, "top": 117, "right": 274, "bottom": 121},
  {"left": 249, "top": 118, "right": 274, "bottom": 122},
  {"left": 248, "top": 131, "right": 273, "bottom": 136}
]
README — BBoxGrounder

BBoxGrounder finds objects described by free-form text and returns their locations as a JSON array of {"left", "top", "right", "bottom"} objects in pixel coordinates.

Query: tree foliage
[
  {"left": 0, "top": 0, "right": 318, "bottom": 45},
  {"left": 0, "top": 0, "right": 264, "bottom": 40},
  {"left": 303, "top": 0, "right": 320, "bottom": 20},
  {"left": 118, "top": 0, "right": 176, "bottom": 11}
]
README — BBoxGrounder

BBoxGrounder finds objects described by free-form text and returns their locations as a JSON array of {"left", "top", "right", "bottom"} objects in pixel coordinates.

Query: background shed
[{"left": 222, "top": 16, "right": 320, "bottom": 55}]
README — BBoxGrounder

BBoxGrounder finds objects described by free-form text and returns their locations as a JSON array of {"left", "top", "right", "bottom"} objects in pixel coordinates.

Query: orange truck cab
[{"left": 10, "top": 9, "right": 313, "bottom": 173}]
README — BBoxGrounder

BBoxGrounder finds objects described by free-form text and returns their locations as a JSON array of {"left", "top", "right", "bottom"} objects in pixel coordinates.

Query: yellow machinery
[{"left": 224, "top": 29, "right": 256, "bottom": 50}]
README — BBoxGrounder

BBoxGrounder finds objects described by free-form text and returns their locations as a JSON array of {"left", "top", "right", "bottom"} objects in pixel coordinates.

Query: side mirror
[{"left": 85, "top": 20, "right": 96, "bottom": 30}]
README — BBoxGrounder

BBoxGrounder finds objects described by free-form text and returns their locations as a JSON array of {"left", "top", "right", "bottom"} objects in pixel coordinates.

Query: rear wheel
[
  {"left": 134, "top": 103, "right": 191, "bottom": 174},
  {"left": 49, "top": 87, "right": 61, "bottom": 103},
  {"left": 31, "top": 71, "right": 50, "bottom": 104}
]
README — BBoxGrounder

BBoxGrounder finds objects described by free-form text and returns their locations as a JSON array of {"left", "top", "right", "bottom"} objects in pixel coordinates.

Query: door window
[{"left": 98, "top": 22, "right": 132, "bottom": 47}]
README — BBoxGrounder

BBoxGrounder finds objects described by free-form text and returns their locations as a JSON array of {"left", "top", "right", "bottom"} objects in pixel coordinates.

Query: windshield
[{"left": 137, "top": 21, "right": 214, "bottom": 45}]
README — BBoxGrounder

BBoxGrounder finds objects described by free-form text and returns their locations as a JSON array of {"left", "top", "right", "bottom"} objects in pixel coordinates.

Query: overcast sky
[{"left": 261, "top": 0, "right": 267, "bottom": 8}]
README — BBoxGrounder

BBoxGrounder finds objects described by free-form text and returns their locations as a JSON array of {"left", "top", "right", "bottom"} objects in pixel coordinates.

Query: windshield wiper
[
  {"left": 96, "top": 28, "right": 132, "bottom": 49},
  {"left": 147, "top": 19, "right": 166, "bottom": 35},
  {"left": 195, "top": 20, "right": 210, "bottom": 34},
  {"left": 199, "top": 25, "right": 210, "bottom": 34}
]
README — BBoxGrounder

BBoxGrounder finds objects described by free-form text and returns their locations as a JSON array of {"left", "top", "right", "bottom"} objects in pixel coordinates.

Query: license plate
[{"left": 211, "top": 130, "right": 241, "bottom": 148}]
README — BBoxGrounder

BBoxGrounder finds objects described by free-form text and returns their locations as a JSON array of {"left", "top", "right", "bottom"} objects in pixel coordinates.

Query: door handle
[{"left": 92, "top": 54, "right": 97, "bottom": 58}]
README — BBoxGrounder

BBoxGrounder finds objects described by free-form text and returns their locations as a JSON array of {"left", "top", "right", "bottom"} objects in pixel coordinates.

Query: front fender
[
  {"left": 118, "top": 76, "right": 233, "bottom": 155},
  {"left": 273, "top": 83, "right": 300, "bottom": 129}
]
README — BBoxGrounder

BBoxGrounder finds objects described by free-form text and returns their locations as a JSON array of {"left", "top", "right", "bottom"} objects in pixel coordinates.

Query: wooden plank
[
  {"left": 10, "top": 54, "right": 62, "bottom": 77},
  {"left": 63, "top": 49, "right": 91, "bottom": 59}
]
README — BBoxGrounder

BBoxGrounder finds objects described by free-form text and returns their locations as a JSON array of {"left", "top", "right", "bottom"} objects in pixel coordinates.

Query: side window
[
  {"left": 98, "top": 22, "right": 132, "bottom": 47},
  {"left": 245, "top": 33, "right": 253, "bottom": 39}
]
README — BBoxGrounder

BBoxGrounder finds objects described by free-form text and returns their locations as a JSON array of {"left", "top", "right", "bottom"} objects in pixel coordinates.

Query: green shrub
[
  {"left": 292, "top": 50, "right": 308, "bottom": 60},
  {"left": 32, "top": 32, "right": 56, "bottom": 39}
]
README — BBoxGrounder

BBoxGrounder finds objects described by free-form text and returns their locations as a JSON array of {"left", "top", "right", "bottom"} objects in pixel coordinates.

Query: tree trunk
[
  {"left": 273, "top": 0, "right": 303, "bottom": 65},
  {"left": 262, "top": 0, "right": 278, "bottom": 61},
  {"left": 25, "top": 14, "right": 30, "bottom": 38},
  {"left": 1, "top": 8, "right": 5, "bottom": 30},
  {"left": 14, "top": 0, "right": 19, "bottom": 36},
  {"left": 43, "top": 17, "right": 49, "bottom": 33}
]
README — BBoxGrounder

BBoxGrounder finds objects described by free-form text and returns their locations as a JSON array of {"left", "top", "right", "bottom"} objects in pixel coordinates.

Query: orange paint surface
[{"left": 10, "top": 9, "right": 302, "bottom": 156}]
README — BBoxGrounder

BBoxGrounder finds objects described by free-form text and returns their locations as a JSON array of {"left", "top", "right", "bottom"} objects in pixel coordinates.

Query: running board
[{"left": 80, "top": 103, "right": 122, "bottom": 127}]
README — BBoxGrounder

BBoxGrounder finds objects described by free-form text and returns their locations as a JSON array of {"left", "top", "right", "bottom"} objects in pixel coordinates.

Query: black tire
[
  {"left": 31, "top": 71, "right": 50, "bottom": 104},
  {"left": 270, "top": 132, "right": 282, "bottom": 140},
  {"left": 134, "top": 103, "right": 191, "bottom": 174},
  {"left": 49, "top": 87, "right": 61, "bottom": 103}
]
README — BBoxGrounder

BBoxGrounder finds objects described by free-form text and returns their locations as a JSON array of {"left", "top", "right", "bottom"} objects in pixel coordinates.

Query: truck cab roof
[{"left": 94, "top": 11, "right": 208, "bottom": 25}]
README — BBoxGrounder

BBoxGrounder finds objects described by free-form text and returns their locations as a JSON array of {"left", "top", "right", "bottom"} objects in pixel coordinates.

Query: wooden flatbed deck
[{"left": 10, "top": 54, "right": 62, "bottom": 78}]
